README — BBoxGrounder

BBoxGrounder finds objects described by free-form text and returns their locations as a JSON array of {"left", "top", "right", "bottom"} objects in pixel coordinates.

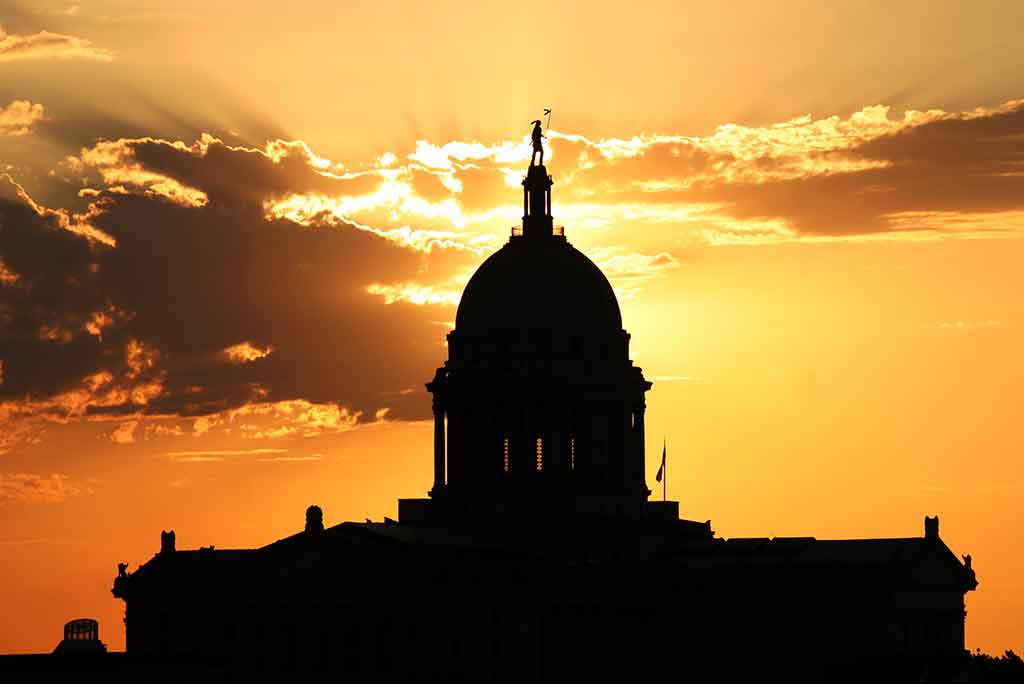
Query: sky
[{"left": 1, "top": 0, "right": 1023, "bottom": 655}]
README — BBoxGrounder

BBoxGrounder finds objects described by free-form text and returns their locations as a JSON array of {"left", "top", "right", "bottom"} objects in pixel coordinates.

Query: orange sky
[{"left": 1, "top": 0, "right": 1023, "bottom": 655}]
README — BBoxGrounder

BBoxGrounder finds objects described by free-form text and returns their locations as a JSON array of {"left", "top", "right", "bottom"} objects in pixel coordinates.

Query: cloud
[
  {"left": 204, "top": 399, "right": 364, "bottom": 440},
  {"left": 144, "top": 422, "right": 184, "bottom": 439},
  {"left": 547, "top": 105, "right": 933, "bottom": 193},
  {"left": 60, "top": 138, "right": 209, "bottom": 208},
  {"left": 0, "top": 408, "right": 44, "bottom": 456},
  {"left": 255, "top": 454, "right": 324, "bottom": 463},
  {"left": 167, "top": 448, "right": 287, "bottom": 458},
  {"left": 222, "top": 341, "right": 274, "bottom": 363},
  {"left": 166, "top": 447, "right": 307, "bottom": 463},
  {"left": 0, "top": 258, "right": 19, "bottom": 286},
  {"left": 0, "top": 26, "right": 113, "bottom": 62},
  {"left": 588, "top": 249, "right": 681, "bottom": 300},
  {"left": 2, "top": 173, "right": 114, "bottom": 245},
  {"left": 109, "top": 419, "right": 138, "bottom": 444},
  {"left": 0, "top": 351, "right": 166, "bottom": 453},
  {"left": 58, "top": 134, "right": 376, "bottom": 211},
  {"left": 366, "top": 281, "right": 463, "bottom": 306},
  {"left": 0, "top": 472, "right": 91, "bottom": 504},
  {"left": 0, "top": 100, "right": 45, "bottom": 136}
]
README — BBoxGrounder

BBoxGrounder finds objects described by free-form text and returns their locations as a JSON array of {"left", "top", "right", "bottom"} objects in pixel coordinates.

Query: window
[
  {"left": 535, "top": 437, "right": 543, "bottom": 471},
  {"left": 502, "top": 437, "right": 510, "bottom": 473}
]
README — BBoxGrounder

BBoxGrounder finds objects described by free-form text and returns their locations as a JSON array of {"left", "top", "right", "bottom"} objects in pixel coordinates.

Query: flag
[{"left": 655, "top": 441, "right": 666, "bottom": 482}]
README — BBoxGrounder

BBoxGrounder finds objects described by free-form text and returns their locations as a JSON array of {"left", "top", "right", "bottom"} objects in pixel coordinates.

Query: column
[
  {"left": 636, "top": 403, "right": 647, "bottom": 490},
  {"left": 431, "top": 400, "right": 445, "bottom": 495}
]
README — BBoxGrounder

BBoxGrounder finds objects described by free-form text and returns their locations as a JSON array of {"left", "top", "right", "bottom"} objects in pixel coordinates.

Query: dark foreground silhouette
[{"left": 0, "top": 123, "right": 980, "bottom": 683}]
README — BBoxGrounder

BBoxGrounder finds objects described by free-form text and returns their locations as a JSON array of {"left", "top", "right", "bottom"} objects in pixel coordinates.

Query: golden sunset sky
[{"left": 1, "top": 0, "right": 1023, "bottom": 655}]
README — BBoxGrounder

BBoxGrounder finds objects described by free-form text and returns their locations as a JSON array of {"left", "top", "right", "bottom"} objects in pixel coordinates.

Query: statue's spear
[{"left": 544, "top": 108, "right": 552, "bottom": 134}]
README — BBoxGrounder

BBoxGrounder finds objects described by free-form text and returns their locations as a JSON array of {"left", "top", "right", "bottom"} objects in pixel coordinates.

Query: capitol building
[{"left": 103, "top": 158, "right": 978, "bottom": 682}]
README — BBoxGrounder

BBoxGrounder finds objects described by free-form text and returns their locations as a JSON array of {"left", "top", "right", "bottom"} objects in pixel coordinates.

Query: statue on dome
[{"left": 530, "top": 119, "right": 545, "bottom": 166}]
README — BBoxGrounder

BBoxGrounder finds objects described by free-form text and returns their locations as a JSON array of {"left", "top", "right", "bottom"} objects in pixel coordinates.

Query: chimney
[
  {"left": 924, "top": 515, "right": 939, "bottom": 540},
  {"left": 160, "top": 529, "right": 176, "bottom": 554},
  {"left": 305, "top": 505, "right": 324, "bottom": 534}
]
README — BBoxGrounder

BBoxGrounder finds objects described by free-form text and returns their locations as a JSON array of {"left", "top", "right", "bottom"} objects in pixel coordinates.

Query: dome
[
  {"left": 454, "top": 237, "right": 622, "bottom": 335},
  {"left": 421, "top": 160, "right": 651, "bottom": 520}
]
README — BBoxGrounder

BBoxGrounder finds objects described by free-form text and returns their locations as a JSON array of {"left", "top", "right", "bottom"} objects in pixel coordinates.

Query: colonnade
[{"left": 429, "top": 391, "right": 648, "bottom": 498}]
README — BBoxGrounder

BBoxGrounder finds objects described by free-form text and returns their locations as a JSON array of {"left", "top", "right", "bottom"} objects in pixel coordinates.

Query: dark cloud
[
  {"left": 0, "top": 176, "right": 108, "bottom": 398},
  {"left": 708, "top": 103, "right": 1024, "bottom": 235},
  {"left": 543, "top": 101, "right": 1024, "bottom": 236},
  {"left": 58, "top": 136, "right": 383, "bottom": 209},
  {"left": 92, "top": 193, "right": 441, "bottom": 418},
  {"left": 0, "top": 139, "right": 462, "bottom": 432},
  {"left": 856, "top": 103, "right": 1024, "bottom": 169},
  {"left": 125, "top": 137, "right": 381, "bottom": 206}
]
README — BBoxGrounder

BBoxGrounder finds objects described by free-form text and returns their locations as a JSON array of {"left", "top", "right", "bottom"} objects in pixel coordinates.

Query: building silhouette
[
  {"left": 52, "top": 619, "right": 107, "bottom": 655},
  {"left": 106, "top": 159, "right": 979, "bottom": 681},
  {"left": 1, "top": 156, "right": 978, "bottom": 682}
]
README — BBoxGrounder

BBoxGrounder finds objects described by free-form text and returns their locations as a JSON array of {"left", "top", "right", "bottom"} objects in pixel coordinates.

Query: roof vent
[
  {"left": 924, "top": 515, "right": 939, "bottom": 540},
  {"left": 305, "top": 505, "right": 324, "bottom": 534}
]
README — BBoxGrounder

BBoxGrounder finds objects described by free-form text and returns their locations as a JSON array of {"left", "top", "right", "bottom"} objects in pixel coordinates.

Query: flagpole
[{"left": 655, "top": 437, "right": 667, "bottom": 502}]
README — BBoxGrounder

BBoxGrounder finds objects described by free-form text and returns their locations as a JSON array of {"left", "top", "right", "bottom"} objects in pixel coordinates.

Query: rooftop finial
[{"left": 519, "top": 110, "right": 557, "bottom": 238}]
